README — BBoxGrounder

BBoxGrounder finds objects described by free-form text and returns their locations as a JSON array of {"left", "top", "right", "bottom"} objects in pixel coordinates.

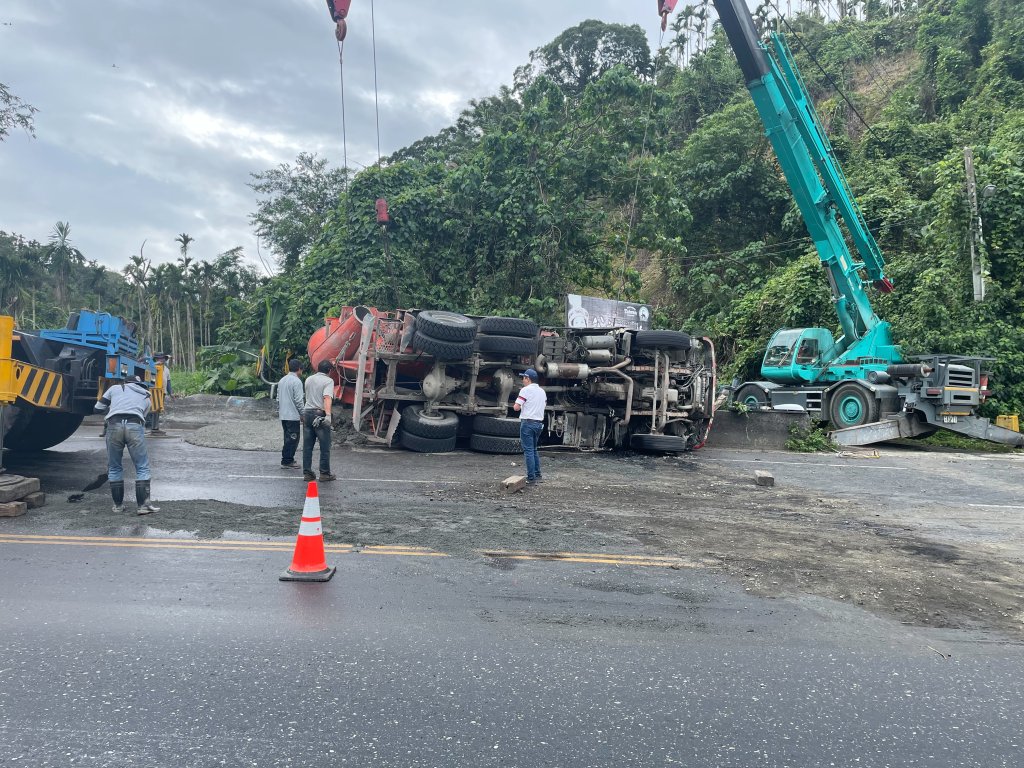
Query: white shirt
[{"left": 516, "top": 382, "right": 546, "bottom": 421}]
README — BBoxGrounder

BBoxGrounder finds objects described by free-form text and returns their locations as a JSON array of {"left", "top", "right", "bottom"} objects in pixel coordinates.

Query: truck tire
[
  {"left": 469, "top": 433, "right": 521, "bottom": 454},
  {"left": 476, "top": 334, "right": 537, "bottom": 356},
  {"left": 827, "top": 382, "right": 879, "bottom": 429},
  {"left": 630, "top": 433, "right": 689, "bottom": 453},
  {"left": 733, "top": 383, "right": 770, "bottom": 409},
  {"left": 400, "top": 404, "right": 459, "bottom": 439},
  {"left": 398, "top": 430, "right": 457, "bottom": 453},
  {"left": 4, "top": 411, "right": 85, "bottom": 451},
  {"left": 413, "top": 310, "right": 477, "bottom": 342},
  {"left": 633, "top": 330, "right": 691, "bottom": 350},
  {"left": 412, "top": 331, "right": 475, "bottom": 360},
  {"left": 478, "top": 316, "right": 538, "bottom": 338},
  {"left": 472, "top": 414, "right": 521, "bottom": 437}
]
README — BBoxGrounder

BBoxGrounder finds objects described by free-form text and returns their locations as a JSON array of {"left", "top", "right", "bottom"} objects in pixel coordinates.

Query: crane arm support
[{"left": 708, "top": 0, "right": 890, "bottom": 345}]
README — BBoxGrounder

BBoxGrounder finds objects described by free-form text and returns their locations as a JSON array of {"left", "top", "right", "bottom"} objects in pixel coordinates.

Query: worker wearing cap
[
  {"left": 95, "top": 376, "right": 159, "bottom": 515},
  {"left": 513, "top": 368, "right": 547, "bottom": 484}
]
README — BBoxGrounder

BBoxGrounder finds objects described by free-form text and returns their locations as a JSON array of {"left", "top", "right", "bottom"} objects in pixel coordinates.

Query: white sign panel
[{"left": 566, "top": 294, "right": 652, "bottom": 330}]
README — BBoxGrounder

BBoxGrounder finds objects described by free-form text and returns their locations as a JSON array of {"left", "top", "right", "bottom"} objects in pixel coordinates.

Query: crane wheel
[{"left": 827, "top": 383, "right": 879, "bottom": 429}]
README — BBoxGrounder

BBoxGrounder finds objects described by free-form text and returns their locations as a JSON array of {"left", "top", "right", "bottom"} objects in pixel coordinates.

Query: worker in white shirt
[{"left": 513, "top": 368, "right": 547, "bottom": 484}]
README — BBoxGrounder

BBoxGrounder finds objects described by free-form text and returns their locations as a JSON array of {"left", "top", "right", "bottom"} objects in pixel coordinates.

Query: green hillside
[{"left": 231, "top": 0, "right": 1024, "bottom": 414}]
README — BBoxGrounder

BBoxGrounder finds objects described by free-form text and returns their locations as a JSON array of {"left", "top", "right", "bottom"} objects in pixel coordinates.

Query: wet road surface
[{"left": 1, "top": 536, "right": 1022, "bottom": 767}]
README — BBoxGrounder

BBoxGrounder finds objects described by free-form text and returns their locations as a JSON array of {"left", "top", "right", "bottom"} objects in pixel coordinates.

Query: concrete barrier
[{"left": 705, "top": 409, "right": 810, "bottom": 450}]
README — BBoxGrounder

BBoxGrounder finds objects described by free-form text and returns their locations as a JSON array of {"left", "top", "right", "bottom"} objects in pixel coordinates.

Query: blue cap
[{"left": 522, "top": 368, "right": 538, "bottom": 381}]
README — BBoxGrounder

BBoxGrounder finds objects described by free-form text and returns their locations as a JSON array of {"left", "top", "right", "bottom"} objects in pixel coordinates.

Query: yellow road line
[{"left": 0, "top": 534, "right": 697, "bottom": 567}]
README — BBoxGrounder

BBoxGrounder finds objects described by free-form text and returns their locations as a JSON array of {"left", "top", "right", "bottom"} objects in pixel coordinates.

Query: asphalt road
[
  {"left": 1, "top": 536, "right": 1022, "bottom": 767},
  {"left": 3, "top": 419, "right": 1024, "bottom": 766}
]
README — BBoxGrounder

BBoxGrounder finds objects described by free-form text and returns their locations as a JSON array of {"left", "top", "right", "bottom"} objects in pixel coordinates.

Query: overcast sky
[{"left": 0, "top": 0, "right": 674, "bottom": 274}]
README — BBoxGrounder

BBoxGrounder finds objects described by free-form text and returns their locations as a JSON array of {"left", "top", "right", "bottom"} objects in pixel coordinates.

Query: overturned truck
[{"left": 307, "top": 307, "right": 717, "bottom": 454}]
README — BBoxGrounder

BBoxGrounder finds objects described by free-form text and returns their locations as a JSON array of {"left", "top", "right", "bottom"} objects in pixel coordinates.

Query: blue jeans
[
  {"left": 302, "top": 411, "right": 332, "bottom": 474},
  {"left": 520, "top": 419, "right": 543, "bottom": 481},
  {"left": 105, "top": 420, "right": 150, "bottom": 481}
]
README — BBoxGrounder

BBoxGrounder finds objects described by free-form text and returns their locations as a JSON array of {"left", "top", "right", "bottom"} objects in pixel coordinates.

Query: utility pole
[{"left": 963, "top": 146, "right": 986, "bottom": 302}]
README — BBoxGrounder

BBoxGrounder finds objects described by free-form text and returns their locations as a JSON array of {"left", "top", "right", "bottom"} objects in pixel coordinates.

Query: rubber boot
[
  {"left": 135, "top": 480, "right": 159, "bottom": 515},
  {"left": 110, "top": 480, "right": 124, "bottom": 514}
]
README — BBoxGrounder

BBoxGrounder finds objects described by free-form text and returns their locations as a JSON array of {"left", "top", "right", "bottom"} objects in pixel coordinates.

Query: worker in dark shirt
[{"left": 95, "top": 376, "right": 159, "bottom": 515}]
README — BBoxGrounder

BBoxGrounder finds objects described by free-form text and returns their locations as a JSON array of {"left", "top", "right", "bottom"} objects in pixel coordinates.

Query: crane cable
[
  {"left": 336, "top": 0, "right": 384, "bottom": 185},
  {"left": 370, "top": 0, "right": 382, "bottom": 167},
  {"left": 616, "top": 21, "right": 668, "bottom": 302},
  {"left": 337, "top": 39, "right": 348, "bottom": 190}
]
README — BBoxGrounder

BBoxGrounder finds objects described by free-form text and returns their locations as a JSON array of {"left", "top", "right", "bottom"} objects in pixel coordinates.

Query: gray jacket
[
  {"left": 277, "top": 373, "right": 305, "bottom": 422},
  {"left": 95, "top": 380, "right": 152, "bottom": 422}
]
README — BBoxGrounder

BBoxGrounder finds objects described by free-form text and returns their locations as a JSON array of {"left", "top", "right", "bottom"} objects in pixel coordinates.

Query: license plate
[{"left": 942, "top": 415, "right": 960, "bottom": 424}]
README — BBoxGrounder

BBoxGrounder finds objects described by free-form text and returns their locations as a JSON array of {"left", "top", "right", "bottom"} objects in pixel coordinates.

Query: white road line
[
  {"left": 225, "top": 475, "right": 465, "bottom": 484},
  {"left": 708, "top": 458, "right": 906, "bottom": 470},
  {"left": 966, "top": 503, "right": 1024, "bottom": 511}
]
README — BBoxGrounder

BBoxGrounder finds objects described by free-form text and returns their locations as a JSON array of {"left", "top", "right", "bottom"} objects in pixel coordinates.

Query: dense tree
[
  {"left": 248, "top": 153, "right": 348, "bottom": 272},
  {"left": 514, "top": 20, "right": 653, "bottom": 98},
  {"left": 0, "top": 83, "right": 36, "bottom": 141},
  {"left": 45, "top": 222, "right": 85, "bottom": 312}
]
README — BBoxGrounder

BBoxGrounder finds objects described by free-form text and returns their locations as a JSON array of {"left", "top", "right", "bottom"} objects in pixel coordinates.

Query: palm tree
[
  {"left": 86, "top": 260, "right": 107, "bottom": 311},
  {"left": 196, "top": 260, "right": 217, "bottom": 346},
  {"left": 46, "top": 221, "right": 85, "bottom": 312},
  {"left": 175, "top": 233, "right": 196, "bottom": 370},
  {"left": 124, "top": 244, "right": 153, "bottom": 343}
]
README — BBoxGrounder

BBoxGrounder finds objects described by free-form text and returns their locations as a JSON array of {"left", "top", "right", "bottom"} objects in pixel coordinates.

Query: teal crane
[{"left": 658, "top": 0, "right": 1023, "bottom": 446}]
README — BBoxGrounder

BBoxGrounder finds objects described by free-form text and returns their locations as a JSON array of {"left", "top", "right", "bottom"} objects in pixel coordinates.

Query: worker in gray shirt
[
  {"left": 95, "top": 375, "right": 159, "bottom": 515},
  {"left": 277, "top": 358, "right": 305, "bottom": 468},
  {"left": 302, "top": 359, "right": 336, "bottom": 482}
]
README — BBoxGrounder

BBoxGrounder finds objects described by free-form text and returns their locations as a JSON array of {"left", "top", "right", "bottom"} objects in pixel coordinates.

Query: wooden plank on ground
[
  {"left": 501, "top": 475, "right": 527, "bottom": 494},
  {"left": 0, "top": 501, "right": 27, "bottom": 517},
  {"left": 23, "top": 492, "right": 46, "bottom": 509},
  {"left": 0, "top": 475, "right": 40, "bottom": 503}
]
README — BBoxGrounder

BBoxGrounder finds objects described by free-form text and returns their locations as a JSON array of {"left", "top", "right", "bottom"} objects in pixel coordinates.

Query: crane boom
[{"left": 716, "top": 3, "right": 897, "bottom": 366}]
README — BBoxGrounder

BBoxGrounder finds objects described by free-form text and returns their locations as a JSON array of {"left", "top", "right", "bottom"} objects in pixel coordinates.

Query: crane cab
[{"left": 761, "top": 328, "right": 834, "bottom": 385}]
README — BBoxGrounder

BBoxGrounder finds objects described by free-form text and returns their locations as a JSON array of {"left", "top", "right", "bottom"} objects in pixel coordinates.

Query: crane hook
[{"left": 326, "top": 0, "right": 352, "bottom": 41}]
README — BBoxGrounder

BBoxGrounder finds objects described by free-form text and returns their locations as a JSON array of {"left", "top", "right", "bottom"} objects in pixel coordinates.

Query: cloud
[{"left": 0, "top": 0, "right": 668, "bottom": 272}]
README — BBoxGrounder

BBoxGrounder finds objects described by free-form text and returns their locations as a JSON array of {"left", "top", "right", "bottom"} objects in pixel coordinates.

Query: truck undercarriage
[{"left": 308, "top": 307, "right": 717, "bottom": 455}]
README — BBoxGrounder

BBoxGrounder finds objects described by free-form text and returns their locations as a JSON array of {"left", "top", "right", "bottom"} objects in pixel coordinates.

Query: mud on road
[{"left": 6, "top": 395, "right": 1024, "bottom": 640}]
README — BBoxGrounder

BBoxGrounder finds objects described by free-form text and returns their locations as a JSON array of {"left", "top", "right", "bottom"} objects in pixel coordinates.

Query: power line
[
  {"left": 762, "top": 0, "right": 874, "bottom": 133},
  {"left": 672, "top": 204, "right": 933, "bottom": 266},
  {"left": 616, "top": 21, "right": 668, "bottom": 302}
]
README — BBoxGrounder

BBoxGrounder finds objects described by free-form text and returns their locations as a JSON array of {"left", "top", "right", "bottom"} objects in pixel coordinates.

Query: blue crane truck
[
  {"left": 0, "top": 311, "right": 160, "bottom": 453},
  {"left": 659, "top": 0, "right": 1022, "bottom": 448}
]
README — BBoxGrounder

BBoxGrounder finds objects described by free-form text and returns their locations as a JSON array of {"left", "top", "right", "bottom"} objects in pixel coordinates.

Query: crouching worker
[{"left": 95, "top": 376, "right": 160, "bottom": 515}]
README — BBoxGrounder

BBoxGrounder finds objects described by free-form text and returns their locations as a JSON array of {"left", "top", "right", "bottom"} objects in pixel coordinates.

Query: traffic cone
[{"left": 280, "top": 481, "right": 336, "bottom": 582}]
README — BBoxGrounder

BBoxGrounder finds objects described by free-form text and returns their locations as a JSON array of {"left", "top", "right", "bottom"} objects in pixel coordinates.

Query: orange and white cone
[{"left": 279, "top": 481, "right": 336, "bottom": 582}]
